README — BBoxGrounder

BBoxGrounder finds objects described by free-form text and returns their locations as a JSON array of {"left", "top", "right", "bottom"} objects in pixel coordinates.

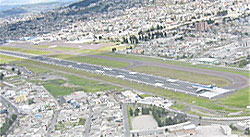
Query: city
[{"left": 0, "top": 0, "right": 249, "bottom": 137}]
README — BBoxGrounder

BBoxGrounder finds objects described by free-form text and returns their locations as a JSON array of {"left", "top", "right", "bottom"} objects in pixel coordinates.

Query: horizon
[{"left": 0, "top": 0, "right": 77, "bottom": 6}]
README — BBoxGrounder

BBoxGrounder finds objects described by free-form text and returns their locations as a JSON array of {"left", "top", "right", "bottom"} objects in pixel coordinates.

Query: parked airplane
[{"left": 192, "top": 84, "right": 215, "bottom": 92}]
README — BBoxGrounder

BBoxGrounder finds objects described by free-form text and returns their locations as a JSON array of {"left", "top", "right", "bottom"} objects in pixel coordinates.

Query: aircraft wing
[{"left": 196, "top": 88, "right": 203, "bottom": 92}]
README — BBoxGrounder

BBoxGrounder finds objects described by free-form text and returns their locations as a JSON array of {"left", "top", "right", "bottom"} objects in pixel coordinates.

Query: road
[
  {"left": 0, "top": 95, "right": 19, "bottom": 114},
  {"left": 84, "top": 106, "right": 93, "bottom": 137},
  {"left": 0, "top": 50, "right": 226, "bottom": 98},
  {"left": 41, "top": 86, "right": 60, "bottom": 137},
  {"left": 46, "top": 110, "right": 60, "bottom": 137},
  {"left": 122, "top": 103, "right": 130, "bottom": 137},
  {"left": 0, "top": 95, "right": 25, "bottom": 136}
]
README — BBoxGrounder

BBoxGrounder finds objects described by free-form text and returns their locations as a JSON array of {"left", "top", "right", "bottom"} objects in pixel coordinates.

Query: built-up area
[
  {"left": 0, "top": 0, "right": 249, "bottom": 68},
  {"left": 1, "top": 64, "right": 249, "bottom": 137}
]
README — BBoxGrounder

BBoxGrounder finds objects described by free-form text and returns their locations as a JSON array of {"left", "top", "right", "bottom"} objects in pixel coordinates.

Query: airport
[{"left": 0, "top": 50, "right": 233, "bottom": 99}]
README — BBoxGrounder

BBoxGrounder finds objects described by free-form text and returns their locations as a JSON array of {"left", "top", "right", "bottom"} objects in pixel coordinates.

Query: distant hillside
[
  {"left": 68, "top": 0, "right": 100, "bottom": 8},
  {"left": 0, "top": 0, "right": 79, "bottom": 18},
  {"left": 0, "top": 8, "right": 27, "bottom": 17},
  {"left": 0, "top": 0, "right": 149, "bottom": 42}
]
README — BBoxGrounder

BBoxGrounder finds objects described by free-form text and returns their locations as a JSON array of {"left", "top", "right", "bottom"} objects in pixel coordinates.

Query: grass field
[
  {"left": 140, "top": 94, "right": 153, "bottom": 98},
  {"left": 219, "top": 87, "right": 250, "bottom": 108},
  {"left": 62, "top": 74, "right": 119, "bottom": 93},
  {"left": 170, "top": 103, "right": 185, "bottom": 111},
  {"left": 130, "top": 66, "right": 231, "bottom": 87},
  {"left": 17, "top": 62, "right": 50, "bottom": 74},
  {"left": 0, "top": 46, "right": 51, "bottom": 55},
  {"left": 50, "top": 47, "right": 79, "bottom": 51},
  {"left": 16, "top": 60, "right": 242, "bottom": 114},
  {"left": 104, "top": 53, "right": 250, "bottom": 78},
  {"left": 42, "top": 74, "right": 119, "bottom": 98},
  {"left": 0, "top": 55, "right": 21, "bottom": 63},
  {"left": 50, "top": 54, "right": 130, "bottom": 68},
  {"left": 43, "top": 79, "right": 75, "bottom": 98},
  {"left": 97, "top": 43, "right": 130, "bottom": 52}
]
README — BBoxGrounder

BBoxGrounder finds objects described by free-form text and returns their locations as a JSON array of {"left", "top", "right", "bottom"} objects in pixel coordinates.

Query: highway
[{"left": 0, "top": 50, "right": 224, "bottom": 97}]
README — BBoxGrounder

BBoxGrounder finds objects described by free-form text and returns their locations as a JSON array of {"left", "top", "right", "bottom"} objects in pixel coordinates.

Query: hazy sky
[{"left": 0, "top": 0, "right": 75, "bottom": 5}]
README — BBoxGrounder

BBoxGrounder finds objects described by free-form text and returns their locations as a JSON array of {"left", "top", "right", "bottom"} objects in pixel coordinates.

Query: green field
[
  {"left": 43, "top": 79, "right": 75, "bottom": 98},
  {"left": 130, "top": 66, "right": 231, "bottom": 87},
  {"left": 0, "top": 55, "right": 21, "bottom": 63},
  {"left": 42, "top": 74, "right": 119, "bottom": 98},
  {"left": 103, "top": 53, "right": 250, "bottom": 78},
  {"left": 171, "top": 103, "right": 185, "bottom": 111},
  {"left": 0, "top": 46, "right": 51, "bottom": 55},
  {"left": 17, "top": 62, "right": 50, "bottom": 74},
  {"left": 50, "top": 54, "right": 130, "bottom": 68},
  {"left": 62, "top": 74, "right": 119, "bottom": 92},
  {"left": 219, "top": 87, "right": 250, "bottom": 108},
  {"left": 50, "top": 47, "right": 79, "bottom": 51},
  {"left": 140, "top": 94, "right": 153, "bottom": 98}
]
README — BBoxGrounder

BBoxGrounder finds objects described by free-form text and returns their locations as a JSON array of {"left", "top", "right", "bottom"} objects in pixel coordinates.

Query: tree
[
  {"left": 229, "top": 124, "right": 238, "bottom": 130},
  {"left": 78, "top": 118, "right": 86, "bottom": 125},
  {"left": 142, "top": 107, "right": 149, "bottom": 115},
  {"left": 112, "top": 48, "right": 116, "bottom": 52},
  {"left": 0, "top": 73, "right": 4, "bottom": 81},
  {"left": 157, "top": 24, "right": 160, "bottom": 30},
  {"left": 17, "top": 70, "right": 21, "bottom": 75},
  {"left": 11, "top": 114, "right": 17, "bottom": 121},
  {"left": 134, "top": 108, "right": 139, "bottom": 116},
  {"left": 238, "top": 59, "right": 248, "bottom": 68},
  {"left": 165, "top": 128, "right": 168, "bottom": 132},
  {"left": 129, "top": 108, "right": 133, "bottom": 116},
  {"left": 28, "top": 99, "right": 34, "bottom": 105},
  {"left": 245, "top": 127, "right": 250, "bottom": 135},
  {"left": 166, "top": 117, "right": 177, "bottom": 125}
]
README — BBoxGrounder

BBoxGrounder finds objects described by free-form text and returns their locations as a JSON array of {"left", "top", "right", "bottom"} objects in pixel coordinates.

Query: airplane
[{"left": 192, "top": 84, "right": 215, "bottom": 92}]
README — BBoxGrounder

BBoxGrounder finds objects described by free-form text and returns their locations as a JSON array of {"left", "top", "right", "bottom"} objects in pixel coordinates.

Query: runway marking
[
  {"left": 155, "top": 80, "right": 164, "bottom": 83},
  {"left": 186, "top": 86, "right": 193, "bottom": 89},
  {"left": 141, "top": 77, "right": 150, "bottom": 80},
  {"left": 129, "top": 75, "right": 137, "bottom": 77},
  {"left": 170, "top": 83, "right": 179, "bottom": 86}
]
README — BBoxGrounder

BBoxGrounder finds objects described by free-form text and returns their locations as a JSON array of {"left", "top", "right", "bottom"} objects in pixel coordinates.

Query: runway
[{"left": 0, "top": 50, "right": 239, "bottom": 99}]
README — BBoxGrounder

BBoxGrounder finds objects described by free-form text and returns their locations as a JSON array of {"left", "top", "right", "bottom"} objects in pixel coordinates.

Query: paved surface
[
  {"left": 122, "top": 103, "right": 130, "bottom": 137},
  {"left": 90, "top": 54, "right": 250, "bottom": 90},
  {"left": 132, "top": 115, "right": 158, "bottom": 130},
  {"left": 0, "top": 50, "right": 239, "bottom": 99},
  {"left": 0, "top": 95, "right": 19, "bottom": 114},
  {"left": 84, "top": 106, "right": 92, "bottom": 137}
]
